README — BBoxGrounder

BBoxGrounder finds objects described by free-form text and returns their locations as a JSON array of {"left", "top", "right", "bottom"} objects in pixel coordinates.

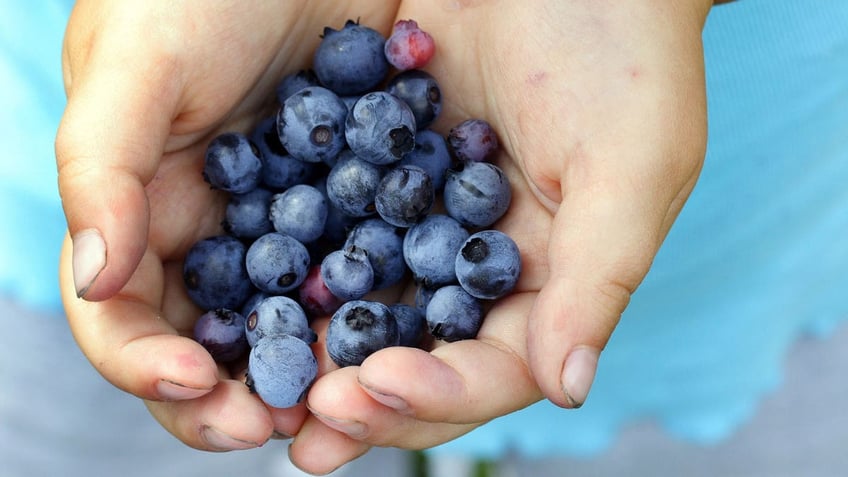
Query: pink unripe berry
[{"left": 384, "top": 20, "right": 436, "bottom": 71}]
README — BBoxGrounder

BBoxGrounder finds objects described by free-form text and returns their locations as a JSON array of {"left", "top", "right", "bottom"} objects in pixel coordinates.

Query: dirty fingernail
[
  {"left": 561, "top": 346, "right": 599, "bottom": 409},
  {"left": 72, "top": 228, "right": 106, "bottom": 299}
]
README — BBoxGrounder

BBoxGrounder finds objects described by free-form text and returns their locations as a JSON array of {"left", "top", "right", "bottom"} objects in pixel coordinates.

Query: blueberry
[
  {"left": 297, "top": 265, "right": 345, "bottom": 318},
  {"left": 269, "top": 184, "right": 328, "bottom": 244},
  {"left": 193, "top": 308, "right": 249, "bottom": 363},
  {"left": 389, "top": 303, "right": 427, "bottom": 348},
  {"left": 222, "top": 187, "right": 274, "bottom": 239},
  {"left": 398, "top": 129, "right": 452, "bottom": 190},
  {"left": 320, "top": 245, "right": 374, "bottom": 301},
  {"left": 383, "top": 20, "right": 436, "bottom": 71},
  {"left": 344, "top": 218, "right": 406, "bottom": 291},
  {"left": 425, "top": 285, "right": 483, "bottom": 342},
  {"left": 183, "top": 235, "right": 253, "bottom": 311},
  {"left": 326, "top": 300, "right": 399, "bottom": 367},
  {"left": 245, "top": 295, "right": 316, "bottom": 347},
  {"left": 246, "top": 334, "right": 317, "bottom": 408},
  {"left": 202, "top": 132, "right": 263, "bottom": 194},
  {"left": 313, "top": 20, "right": 389, "bottom": 96},
  {"left": 277, "top": 86, "right": 348, "bottom": 163},
  {"left": 403, "top": 214, "right": 469, "bottom": 288},
  {"left": 326, "top": 151, "right": 385, "bottom": 217},
  {"left": 312, "top": 174, "right": 361, "bottom": 248},
  {"left": 386, "top": 69, "right": 441, "bottom": 129},
  {"left": 414, "top": 284, "right": 437, "bottom": 311},
  {"left": 447, "top": 119, "right": 499, "bottom": 163},
  {"left": 456, "top": 230, "right": 522, "bottom": 300},
  {"left": 240, "top": 290, "right": 270, "bottom": 318},
  {"left": 275, "top": 69, "right": 321, "bottom": 105},
  {"left": 345, "top": 91, "right": 417, "bottom": 166},
  {"left": 250, "top": 116, "right": 316, "bottom": 190},
  {"left": 245, "top": 232, "right": 310, "bottom": 294},
  {"left": 375, "top": 165, "right": 434, "bottom": 228},
  {"left": 443, "top": 161, "right": 512, "bottom": 228}
]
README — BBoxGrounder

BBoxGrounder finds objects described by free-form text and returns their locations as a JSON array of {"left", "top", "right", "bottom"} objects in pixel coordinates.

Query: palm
[
  {"left": 59, "top": 0, "right": 709, "bottom": 467},
  {"left": 293, "top": 0, "right": 709, "bottom": 469}
]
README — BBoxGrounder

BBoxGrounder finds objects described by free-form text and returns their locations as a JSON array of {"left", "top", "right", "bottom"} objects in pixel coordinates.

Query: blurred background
[{"left": 2, "top": 1, "right": 846, "bottom": 476}]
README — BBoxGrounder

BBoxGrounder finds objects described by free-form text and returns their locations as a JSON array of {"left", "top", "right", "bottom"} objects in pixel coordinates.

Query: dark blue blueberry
[
  {"left": 414, "top": 284, "right": 437, "bottom": 311},
  {"left": 455, "top": 230, "right": 521, "bottom": 300},
  {"left": 398, "top": 129, "right": 452, "bottom": 190},
  {"left": 344, "top": 218, "right": 406, "bottom": 291},
  {"left": 375, "top": 164, "right": 434, "bottom": 228},
  {"left": 246, "top": 334, "right": 317, "bottom": 408},
  {"left": 447, "top": 119, "right": 499, "bottom": 163},
  {"left": 275, "top": 69, "right": 321, "bottom": 105},
  {"left": 403, "top": 214, "right": 469, "bottom": 288},
  {"left": 312, "top": 174, "right": 361, "bottom": 248},
  {"left": 245, "top": 232, "right": 310, "bottom": 294},
  {"left": 425, "top": 285, "right": 483, "bottom": 342},
  {"left": 320, "top": 245, "right": 374, "bottom": 301},
  {"left": 202, "top": 132, "right": 263, "bottom": 194},
  {"left": 313, "top": 20, "right": 389, "bottom": 96},
  {"left": 326, "top": 152, "right": 385, "bottom": 217},
  {"left": 389, "top": 303, "right": 427, "bottom": 348},
  {"left": 241, "top": 291, "right": 271, "bottom": 318},
  {"left": 326, "top": 300, "right": 399, "bottom": 367},
  {"left": 250, "top": 116, "right": 316, "bottom": 190},
  {"left": 277, "top": 86, "right": 348, "bottom": 163},
  {"left": 245, "top": 295, "right": 316, "bottom": 347},
  {"left": 222, "top": 187, "right": 274, "bottom": 239},
  {"left": 386, "top": 69, "right": 442, "bottom": 130},
  {"left": 183, "top": 235, "right": 253, "bottom": 311},
  {"left": 345, "top": 91, "right": 417, "bottom": 166},
  {"left": 269, "top": 184, "right": 328, "bottom": 244},
  {"left": 443, "top": 161, "right": 512, "bottom": 228},
  {"left": 193, "top": 308, "right": 249, "bottom": 363}
]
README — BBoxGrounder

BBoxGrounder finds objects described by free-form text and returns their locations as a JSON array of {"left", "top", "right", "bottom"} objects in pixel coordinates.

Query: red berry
[{"left": 384, "top": 20, "right": 436, "bottom": 71}]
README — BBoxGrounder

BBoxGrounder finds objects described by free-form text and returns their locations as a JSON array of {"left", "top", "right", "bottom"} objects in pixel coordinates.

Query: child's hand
[
  {"left": 56, "top": 0, "right": 401, "bottom": 450},
  {"left": 293, "top": 0, "right": 712, "bottom": 472}
]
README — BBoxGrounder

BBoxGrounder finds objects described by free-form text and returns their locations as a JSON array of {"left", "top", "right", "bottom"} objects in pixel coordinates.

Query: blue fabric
[
  {"left": 2, "top": 0, "right": 846, "bottom": 461},
  {"left": 0, "top": 0, "right": 71, "bottom": 311},
  {"left": 433, "top": 0, "right": 848, "bottom": 457}
]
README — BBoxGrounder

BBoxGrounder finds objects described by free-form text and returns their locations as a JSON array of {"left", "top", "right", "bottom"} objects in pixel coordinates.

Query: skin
[{"left": 56, "top": 0, "right": 719, "bottom": 473}]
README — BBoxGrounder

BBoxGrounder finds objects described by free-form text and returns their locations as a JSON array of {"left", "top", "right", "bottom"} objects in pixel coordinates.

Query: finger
[
  {"left": 60, "top": 235, "right": 218, "bottom": 400},
  {"left": 356, "top": 292, "right": 542, "bottom": 424},
  {"left": 288, "top": 410, "right": 371, "bottom": 476},
  {"left": 56, "top": 28, "right": 182, "bottom": 301},
  {"left": 145, "top": 379, "right": 274, "bottom": 452},
  {"left": 527, "top": 175, "right": 699, "bottom": 409},
  {"left": 305, "top": 366, "right": 478, "bottom": 450}
]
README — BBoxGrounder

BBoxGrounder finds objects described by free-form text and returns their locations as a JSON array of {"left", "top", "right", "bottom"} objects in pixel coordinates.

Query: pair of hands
[{"left": 56, "top": 0, "right": 712, "bottom": 473}]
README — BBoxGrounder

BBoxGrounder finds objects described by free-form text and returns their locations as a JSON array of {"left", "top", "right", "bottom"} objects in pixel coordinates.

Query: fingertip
[
  {"left": 527, "top": 276, "right": 617, "bottom": 409},
  {"left": 63, "top": 171, "right": 150, "bottom": 302},
  {"left": 147, "top": 379, "right": 274, "bottom": 452},
  {"left": 288, "top": 415, "right": 371, "bottom": 475},
  {"left": 560, "top": 345, "right": 600, "bottom": 409}
]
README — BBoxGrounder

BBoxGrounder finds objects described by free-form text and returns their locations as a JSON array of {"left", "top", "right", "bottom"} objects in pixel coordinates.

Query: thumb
[
  {"left": 56, "top": 49, "right": 180, "bottom": 301},
  {"left": 527, "top": 182, "right": 692, "bottom": 409}
]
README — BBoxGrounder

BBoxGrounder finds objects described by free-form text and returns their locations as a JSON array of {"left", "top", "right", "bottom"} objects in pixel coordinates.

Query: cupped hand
[
  {"left": 294, "top": 0, "right": 712, "bottom": 473},
  {"left": 55, "top": 0, "right": 401, "bottom": 451}
]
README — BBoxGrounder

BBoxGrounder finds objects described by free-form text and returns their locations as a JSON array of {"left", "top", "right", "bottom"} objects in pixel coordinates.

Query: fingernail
[
  {"left": 72, "top": 228, "right": 106, "bottom": 299},
  {"left": 561, "top": 346, "right": 599, "bottom": 408},
  {"left": 310, "top": 409, "right": 368, "bottom": 439},
  {"left": 270, "top": 430, "right": 292, "bottom": 440},
  {"left": 201, "top": 425, "right": 260, "bottom": 451},
  {"left": 156, "top": 379, "right": 213, "bottom": 401},
  {"left": 359, "top": 381, "right": 413, "bottom": 416}
]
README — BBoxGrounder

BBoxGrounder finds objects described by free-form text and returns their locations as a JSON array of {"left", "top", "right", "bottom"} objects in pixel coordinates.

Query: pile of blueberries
[{"left": 184, "top": 19, "right": 522, "bottom": 409}]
